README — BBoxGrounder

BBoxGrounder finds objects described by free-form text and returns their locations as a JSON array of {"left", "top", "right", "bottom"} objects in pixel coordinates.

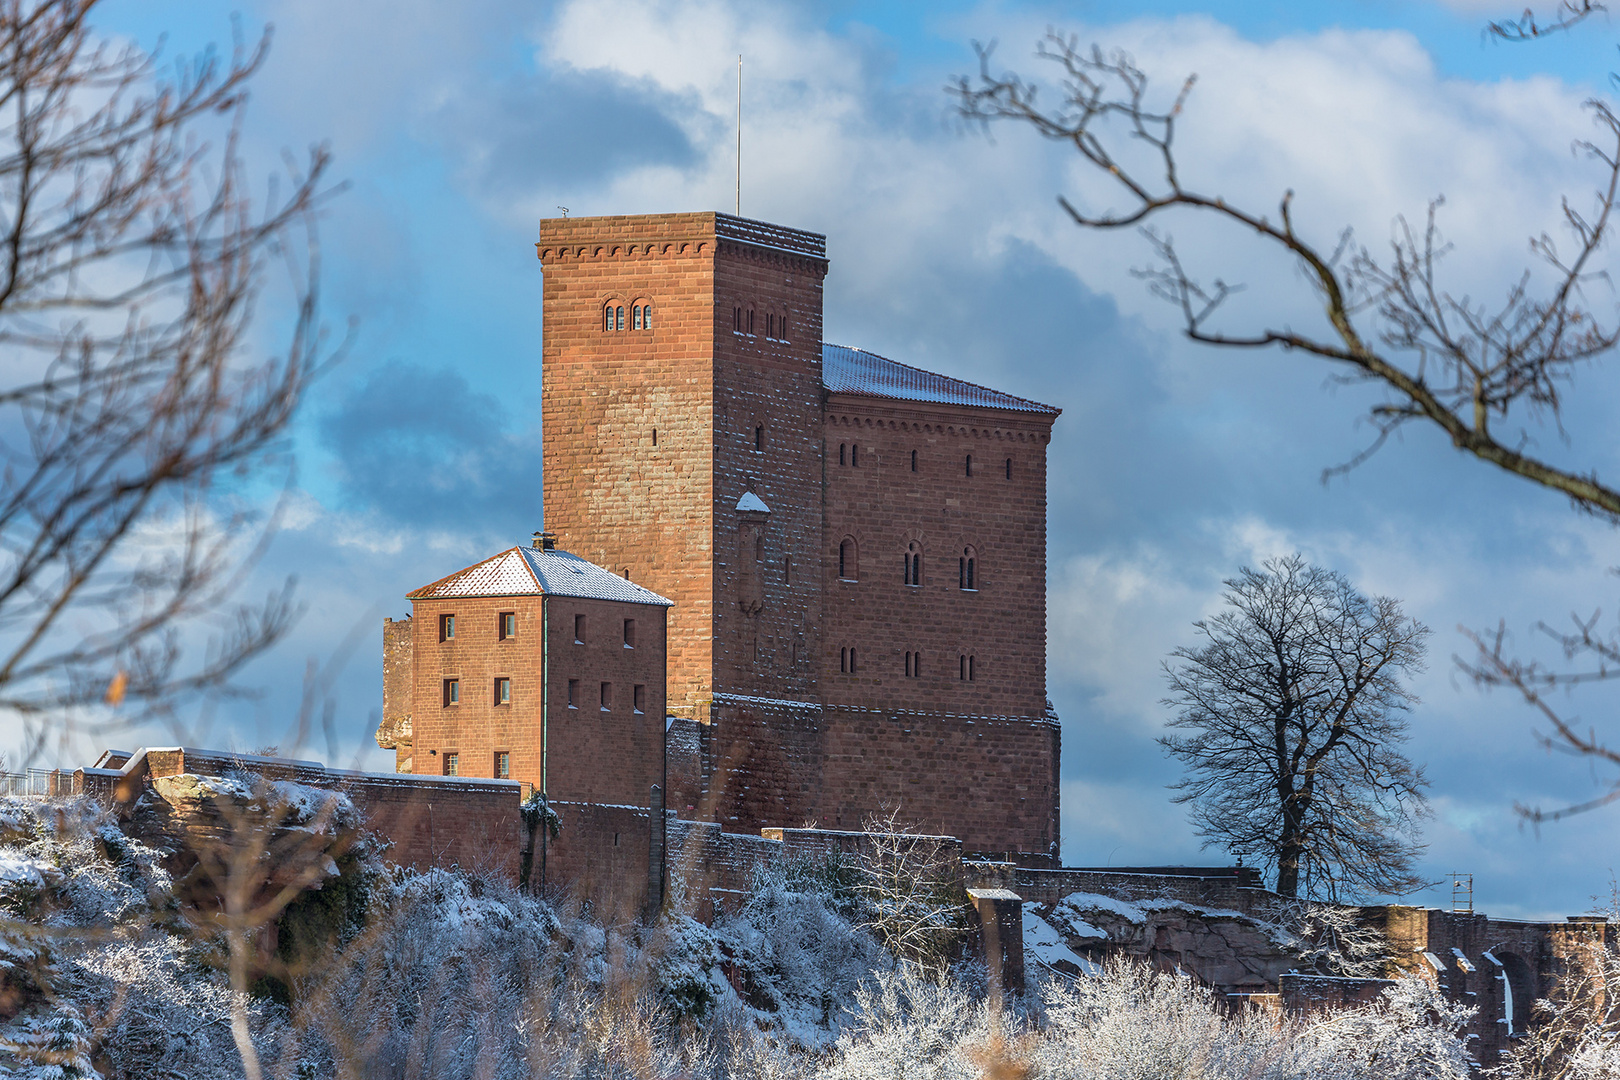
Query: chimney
[{"left": 533, "top": 531, "right": 557, "bottom": 551}]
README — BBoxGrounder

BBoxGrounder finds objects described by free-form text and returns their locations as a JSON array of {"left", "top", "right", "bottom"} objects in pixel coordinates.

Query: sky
[{"left": 54, "top": 0, "right": 1620, "bottom": 918}]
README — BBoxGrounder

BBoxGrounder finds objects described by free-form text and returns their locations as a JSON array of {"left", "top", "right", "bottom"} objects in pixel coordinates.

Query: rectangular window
[
  {"left": 567, "top": 678, "right": 579, "bottom": 709},
  {"left": 643, "top": 304, "right": 653, "bottom": 330},
  {"left": 600, "top": 682, "right": 612, "bottom": 711},
  {"left": 747, "top": 309, "right": 755, "bottom": 334},
  {"left": 615, "top": 305, "right": 625, "bottom": 331},
  {"left": 1005, "top": 457, "right": 1013, "bottom": 479},
  {"left": 911, "top": 449, "right": 918, "bottom": 472},
  {"left": 499, "top": 612, "right": 516, "bottom": 640},
  {"left": 634, "top": 684, "right": 646, "bottom": 713},
  {"left": 623, "top": 618, "right": 636, "bottom": 648},
  {"left": 494, "top": 751, "right": 510, "bottom": 779},
  {"left": 574, "top": 614, "right": 586, "bottom": 643},
  {"left": 443, "top": 752, "right": 458, "bottom": 776},
  {"left": 443, "top": 678, "right": 459, "bottom": 706},
  {"left": 965, "top": 454, "right": 973, "bottom": 477},
  {"left": 495, "top": 677, "right": 511, "bottom": 704},
  {"left": 439, "top": 614, "right": 455, "bottom": 641}
]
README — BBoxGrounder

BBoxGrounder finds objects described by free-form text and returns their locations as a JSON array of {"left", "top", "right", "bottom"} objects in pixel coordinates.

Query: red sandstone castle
[{"left": 379, "top": 211, "right": 1061, "bottom": 858}]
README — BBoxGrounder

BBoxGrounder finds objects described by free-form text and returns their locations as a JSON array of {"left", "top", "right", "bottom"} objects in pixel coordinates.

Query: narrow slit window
[
  {"left": 495, "top": 752, "right": 510, "bottom": 779},
  {"left": 849, "top": 647, "right": 857, "bottom": 673},
  {"left": 969, "top": 655, "right": 977, "bottom": 681},
  {"left": 1005, "top": 457, "right": 1013, "bottom": 480},
  {"left": 652, "top": 428, "right": 658, "bottom": 446},
  {"left": 767, "top": 312, "right": 775, "bottom": 338},
  {"left": 600, "top": 682, "right": 612, "bottom": 711},
  {"left": 643, "top": 303, "right": 653, "bottom": 329},
  {"left": 443, "top": 678, "right": 459, "bottom": 706},
  {"left": 754, "top": 424, "right": 764, "bottom": 452},
  {"left": 839, "top": 539, "right": 856, "bottom": 580},
  {"left": 905, "top": 651, "right": 913, "bottom": 678},
  {"left": 747, "top": 308, "right": 755, "bottom": 334},
  {"left": 574, "top": 614, "right": 586, "bottom": 644},
  {"left": 852, "top": 444, "right": 859, "bottom": 466},
  {"left": 633, "top": 684, "right": 646, "bottom": 713},
  {"left": 965, "top": 453, "right": 973, "bottom": 477},
  {"left": 839, "top": 443, "right": 847, "bottom": 466},
  {"left": 615, "top": 305, "right": 625, "bottom": 331},
  {"left": 494, "top": 677, "right": 511, "bottom": 704},
  {"left": 781, "top": 313, "right": 789, "bottom": 339},
  {"left": 905, "top": 543, "right": 921, "bottom": 586},
  {"left": 959, "top": 655, "right": 967, "bottom": 681},
  {"left": 910, "top": 449, "right": 917, "bottom": 472},
  {"left": 784, "top": 554, "right": 792, "bottom": 585},
  {"left": 632, "top": 305, "right": 642, "bottom": 330},
  {"left": 623, "top": 618, "right": 636, "bottom": 648},
  {"left": 443, "top": 752, "right": 458, "bottom": 777},
  {"left": 567, "top": 679, "right": 579, "bottom": 709},
  {"left": 840, "top": 647, "right": 848, "bottom": 673}
]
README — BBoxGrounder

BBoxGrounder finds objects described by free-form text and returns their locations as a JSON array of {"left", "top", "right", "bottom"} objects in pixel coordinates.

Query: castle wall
[{"left": 538, "top": 214, "right": 724, "bottom": 717}]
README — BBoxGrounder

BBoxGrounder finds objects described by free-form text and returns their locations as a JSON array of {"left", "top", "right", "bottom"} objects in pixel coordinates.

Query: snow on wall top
[
  {"left": 821, "top": 343, "right": 1061, "bottom": 416},
  {"left": 407, "top": 547, "right": 674, "bottom": 606},
  {"left": 736, "top": 491, "right": 770, "bottom": 513}
]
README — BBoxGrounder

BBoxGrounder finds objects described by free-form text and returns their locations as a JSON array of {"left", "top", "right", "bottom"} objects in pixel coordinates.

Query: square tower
[{"left": 537, "top": 213, "right": 828, "bottom": 718}]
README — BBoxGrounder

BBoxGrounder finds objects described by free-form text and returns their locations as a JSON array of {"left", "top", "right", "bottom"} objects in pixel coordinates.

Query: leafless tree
[
  {"left": 0, "top": 0, "right": 336, "bottom": 759},
  {"left": 1160, "top": 555, "right": 1430, "bottom": 900},
  {"left": 853, "top": 808, "right": 967, "bottom": 976},
  {"left": 953, "top": 14, "right": 1620, "bottom": 824}
]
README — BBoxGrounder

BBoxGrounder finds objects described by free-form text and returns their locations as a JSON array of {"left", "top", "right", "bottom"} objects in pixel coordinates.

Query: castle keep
[{"left": 381, "top": 211, "right": 1062, "bottom": 859}]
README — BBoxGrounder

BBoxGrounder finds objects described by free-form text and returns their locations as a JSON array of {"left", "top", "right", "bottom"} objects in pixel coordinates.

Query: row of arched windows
[
  {"left": 732, "top": 305, "right": 790, "bottom": 339},
  {"left": 837, "top": 445, "right": 1017, "bottom": 478},
  {"left": 838, "top": 537, "right": 979, "bottom": 590},
  {"left": 603, "top": 301, "right": 653, "bottom": 331},
  {"left": 834, "top": 648, "right": 980, "bottom": 681}
]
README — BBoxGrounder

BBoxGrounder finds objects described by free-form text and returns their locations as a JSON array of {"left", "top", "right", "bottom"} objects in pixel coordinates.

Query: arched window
[
  {"left": 605, "top": 303, "right": 627, "bottom": 332},
  {"left": 839, "top": 537, "right": 857, "bottom": 580},
  {"left": 904, "top": 542, "right": 921, "bottom": 586},
  {"left": 851, "top": 443, "right": 860, "bottom": 467},
  {"left": 959, "top": 655, "right": 967, "bottom": 681},
  {"left": 906, "top": 651, "right": 921, "bottom": 678},
  {"left": 850, "top": 647, "right": 857, "bottom": 673},
  {"left": 965, "top": 453, "right": 973, "bottom": 477},
  {"left": 781, "top": 312, "right": 790, "bottom": 339},
  {"left": 959, "top": 547, "right": 977, "bottom": 591},
  {"left": 839, "top": 443, "right": 847, "bottom": 466},
  {"left": 969, "top": 655, "right": 976, "bottom": 681},
  {"left": 747, "top": 307, "right": 755, "bottom": 334},
  {"left": 754, "top": 424, "right": 764, "bottom": 452},
  {"left": 840, "top": 647, "right": 848, "bottom": 673},
  {"left": 734, "top": 306, "right": 742, "bottom": 331},
  {"left": 629, "top": 302, "right": 654, "bottom": 330},
  {"left": 910, "top": 449, "right": 918, "bottom": 472},
  {"left": 1005, "top": 457, "right": 1012, "bottom": 479},
  {"left": 632, "top": 304, "right": 643, "bottom": 330},
  {"left": 767, "top": 312, "right": 775, "bottom": 338}
]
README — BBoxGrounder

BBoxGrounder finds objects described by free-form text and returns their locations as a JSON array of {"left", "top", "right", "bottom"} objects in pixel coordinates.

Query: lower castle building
[{"left": 380, "top": 211, "right": 1062, "bottom": 859}]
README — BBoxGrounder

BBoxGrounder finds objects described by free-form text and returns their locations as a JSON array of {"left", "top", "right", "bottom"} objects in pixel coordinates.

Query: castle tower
[{"left": 539, "top": 212, "right": 1061, "bottom": 856}]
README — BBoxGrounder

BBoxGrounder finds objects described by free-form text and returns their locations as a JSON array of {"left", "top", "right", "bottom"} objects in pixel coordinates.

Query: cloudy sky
[{"left": 70, "top": 0, "right": 1620, "bottom": 917}]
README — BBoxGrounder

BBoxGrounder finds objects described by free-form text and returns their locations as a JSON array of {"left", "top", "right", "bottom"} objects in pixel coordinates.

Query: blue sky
[{"left": 63, "top": 0, "right": 1620, "bottom": 917}]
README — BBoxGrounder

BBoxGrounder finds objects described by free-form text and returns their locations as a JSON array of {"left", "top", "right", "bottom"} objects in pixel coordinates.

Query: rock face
[
  {"left": 1031, "top": 892, "right": 1299, "bottom": 993},
  {"left": 123, "top": 773, "right": 361, "bottom": 915}
]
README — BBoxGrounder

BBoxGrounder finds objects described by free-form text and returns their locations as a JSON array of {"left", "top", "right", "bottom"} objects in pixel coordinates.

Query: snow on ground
[{"left": 1023, "top": 904, "right": 1100, "bottom": 976}]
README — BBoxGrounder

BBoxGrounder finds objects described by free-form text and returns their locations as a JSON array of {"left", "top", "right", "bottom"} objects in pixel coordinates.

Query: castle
[{"left": 377, "top": 211, "right": 1062, "bottom": 858}]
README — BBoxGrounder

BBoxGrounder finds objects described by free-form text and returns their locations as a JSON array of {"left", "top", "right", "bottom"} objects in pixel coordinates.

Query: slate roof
[
  {"left": 821, "top": 343, "right": 1060, "bottom": 416},
  {"left": 407, "top": 547, "right": 674, "bottom": 606}
]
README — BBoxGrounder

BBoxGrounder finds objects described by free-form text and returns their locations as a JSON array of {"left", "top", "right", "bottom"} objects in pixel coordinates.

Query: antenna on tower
[{"left": 736, "top": 54, "right": 742, "bottom": 216}]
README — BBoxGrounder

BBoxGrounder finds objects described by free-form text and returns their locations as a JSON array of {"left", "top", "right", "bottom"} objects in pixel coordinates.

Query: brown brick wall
[
  {"left": 407, "top": 591, "right": 666, "bottom": 808},
  {"left": 382, "top": 616, "right": 414, "bottom": 771}
]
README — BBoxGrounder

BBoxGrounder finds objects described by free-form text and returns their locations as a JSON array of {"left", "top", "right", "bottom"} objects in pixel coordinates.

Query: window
[
  {"left": 960, "top": 548, "right": 977, "bottom": 591},
  {"left": 574, "top": 614, "right": 586, "bottom": 643},
  {"left": 734, "top": 306, "right": 742, "bottom": 331},
  {"left": 652, "top": 428, "right": 658, "bottom": 446},
  {"left": 781, "top": 312, "right": 789, "bottom": 339},
  {"left": 747, "top": 308, "right": 755, "bottom": 334},
  {"left": 439, "top": 614, "right": 455, "bottom": 641},
  {"left": 851, "top": 443, "right": 859, "bottom": 466},
  {"left": 1005, "top": 457, "right": 1013, "bottom": 480},
  {"left": 623, "top": 618, "right": 636, "bottom": 648},
  {"left": 494, "top": 752, "right": 510, "bottom": 779},
  {"left": 600, "top": 682, "right": 612, "bottom": 711},
  {"left": 840, "top": 647, "right": 858, "bottom": 673},
  {"left": 754, "top": 424, "right": 764, "bottom": 452},
  {"left": 767, "top": 312, "right": 775, "bottom": 338},
  {"left": 959, "top": 655, "right": 977, "bottom": 681},
  {"left": 839, "top": 442, "right": 847, "bottom": 466},
  {"left": 443, "top": 679, "right": 459, "bottom": 706},
  {"left": 970, "top": 656, "right": 976, "bottom": 681},
  {"left": 905, "top": 542, "right": 921, "bottom": 586},
  {"left": 965, "top": 453, "right": 973, "bottom": 477},
  {"left": 605, "top": 304, "right": 625, "bottom": 331},
  {"left": 633, "top": 684, "right": 646, "bottom": 713},
  {"left": 911, "top": 449, "right": 917, "bottom": 472},
  {"left": 905, "top": 651, "right": 921, "bottom": 678},
  {"left": 443, "top": 752, "right": 459, "bottom": 777},
  {"left": 784, "top": 554, "right": 792, "bottom": 585},
  {"left": 839, "top": 538, "right": 857, "bottom": 580},
  {"left": 494, "top": 677, "right": 511, "bottom": 704},
  {"left": 499, "top": 612, "right": 516, "bottom": 640},
  {"left": 567, "top": 679, "right": 579, "bottom": 709},
  {"left": 616, "top": 305, "right": 624, "bottom": 331},
  {"left": 643, "top": 303, "right": 653, "bottom": 329}
]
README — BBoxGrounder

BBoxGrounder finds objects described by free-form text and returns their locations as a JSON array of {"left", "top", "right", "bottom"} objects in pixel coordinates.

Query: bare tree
[
  {"left": 0, "top": 0, "right": 335, "bottom": 757},
  {"left": 853, "top": 808, "right": 967, "bottom": 976},
  {"left": 1160, "top": 555, "right": 1430, "bottom": 900},
  {"left": 952, "top": 17, "right": 1620, "bottom": 823}
]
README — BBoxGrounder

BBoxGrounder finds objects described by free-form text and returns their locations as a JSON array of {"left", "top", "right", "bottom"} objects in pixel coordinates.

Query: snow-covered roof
[
  {"left": 407, "top": 546, "right": 674, "bottom": 607},
  {"left": 821, "top": 343, "right": 1060, "bottom": 416},
  {"left": 735, "top": 491, "right": 770, "bottom": 513}
]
